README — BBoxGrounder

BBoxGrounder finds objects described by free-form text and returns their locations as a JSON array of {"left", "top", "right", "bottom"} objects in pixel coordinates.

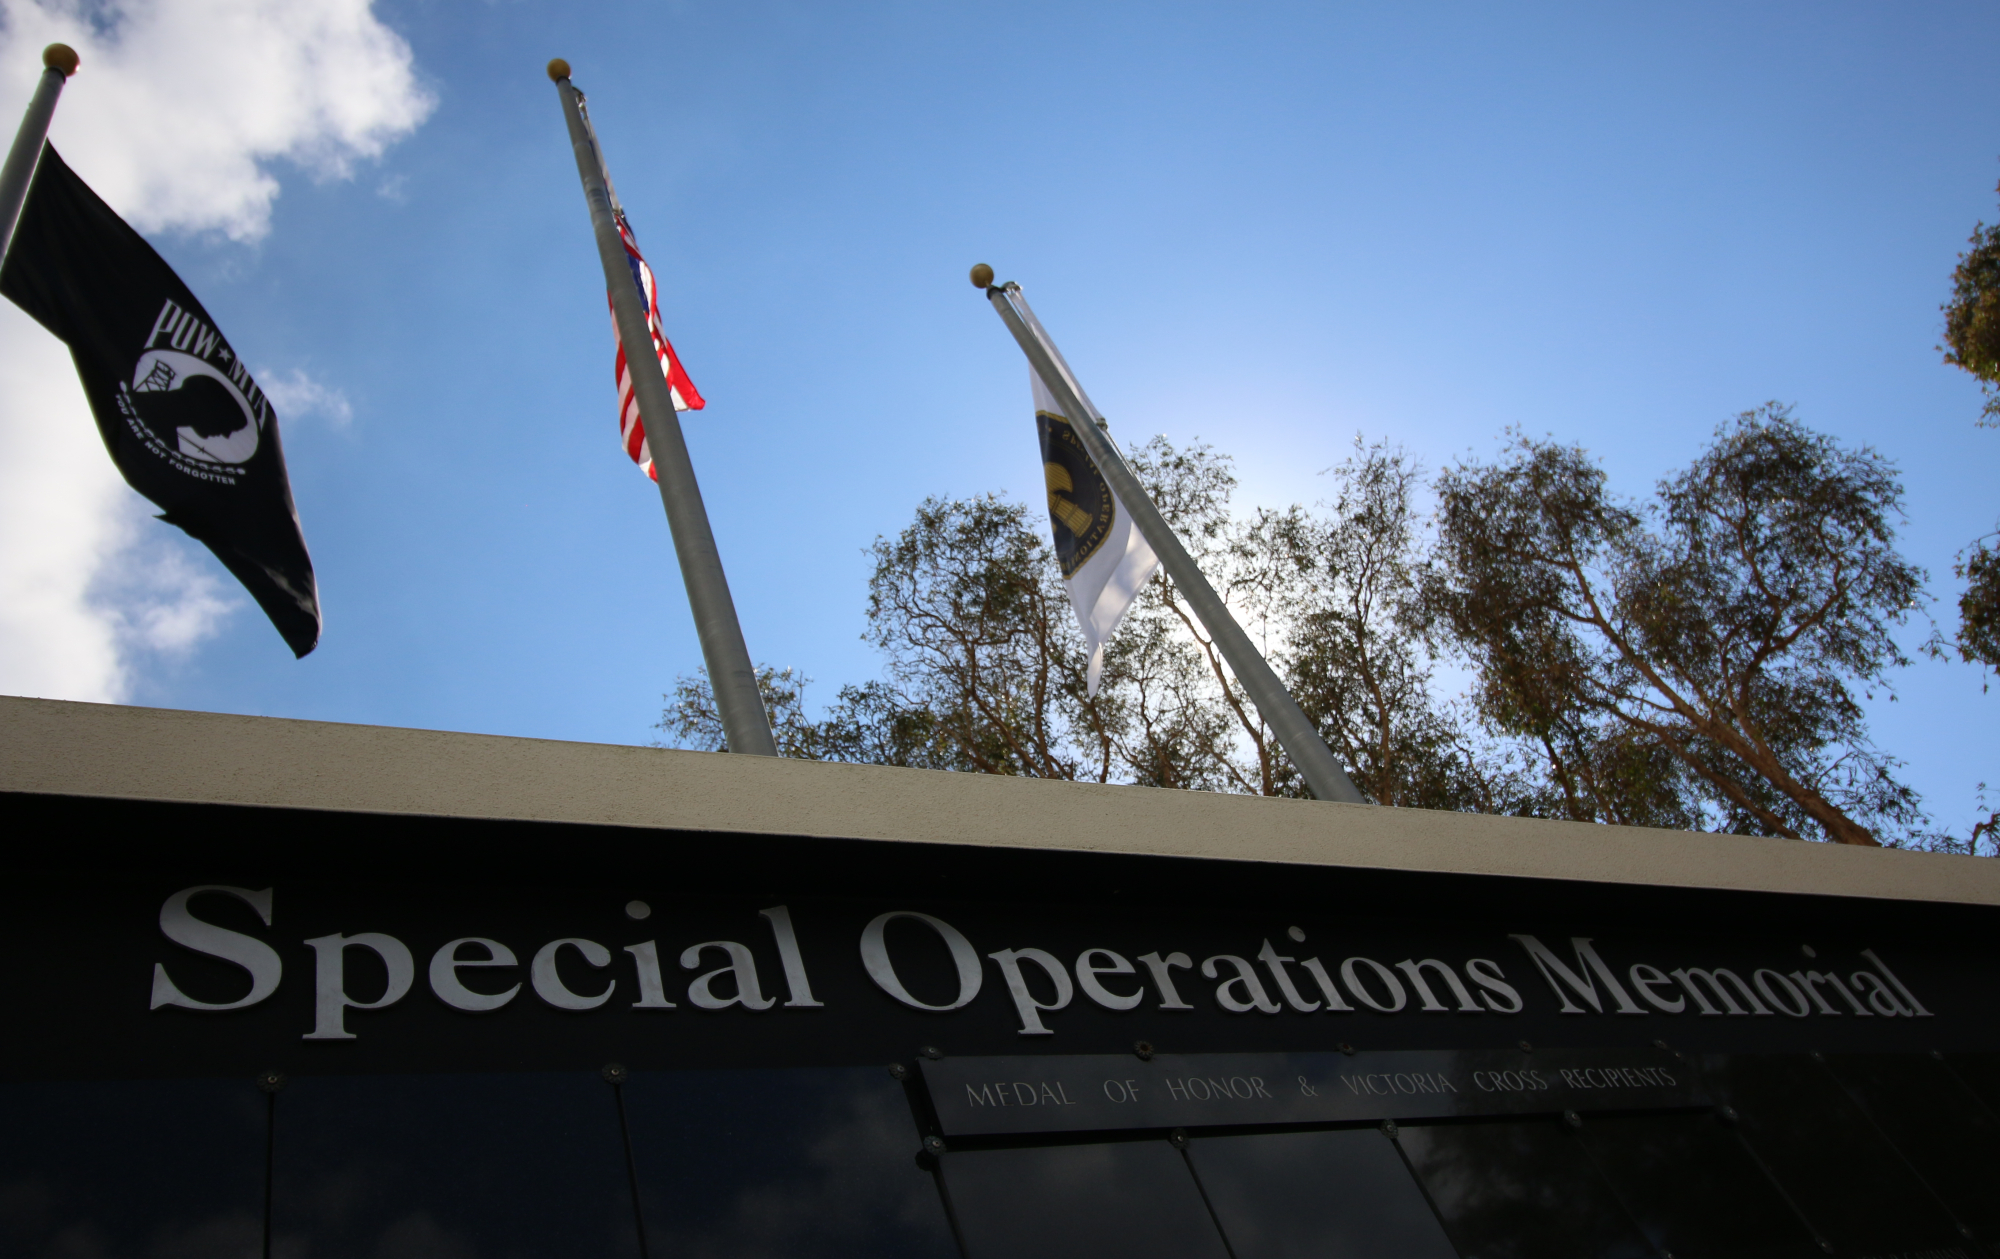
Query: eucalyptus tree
[
  {"left": 1247, "top": 440, "right": 1514, "bottom": 811},
  {"left": 662, "top": 438, "right": 1496, "bottom": 809},
  {"left": 1940, "top": 175, "right": 2000, "bottom": 670},
  {"left": 1942, "top": 177, "right": 2000, "bottom": 425},
  {"left": 1425, "top": 407, "right": 1927, "bottom": 845}
]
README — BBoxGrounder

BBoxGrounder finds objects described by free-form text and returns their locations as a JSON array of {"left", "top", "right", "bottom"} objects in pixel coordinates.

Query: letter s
[
  {"left": 1465, "top": 958, "right": 1524, "bottom": 1014},
  {"left": 150, "top": 886, "right": 281, "bottom": 1011}
]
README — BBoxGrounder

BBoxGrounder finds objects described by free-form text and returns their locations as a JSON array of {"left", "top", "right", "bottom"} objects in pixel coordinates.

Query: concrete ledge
[{"left": 2, "top": 695, "right": 1994, "bottom": 906}]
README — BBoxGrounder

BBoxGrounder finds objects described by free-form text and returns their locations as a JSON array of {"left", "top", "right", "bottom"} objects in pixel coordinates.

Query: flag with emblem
[
  {"left": 1033, "top": 371, "right": 1159, "bottom": 695},
  {"left": 0, "top": 144, "right": 320, "bottom": 657},
  {"left": 610, "top": 213, "right": 704, "bottom": 481}
]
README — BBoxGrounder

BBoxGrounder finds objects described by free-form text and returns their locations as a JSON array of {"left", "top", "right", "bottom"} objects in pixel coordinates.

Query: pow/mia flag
[
  {"left": 1, "top": 145, "right": 320, "bottom": 657},
  {"left": 1033, "top": 370, "right": 1158, "bottom": 696}
]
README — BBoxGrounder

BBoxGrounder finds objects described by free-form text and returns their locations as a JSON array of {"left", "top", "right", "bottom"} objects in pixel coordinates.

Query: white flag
[{"left": 1033, "top": 371, "right": 1160, "bottom": 696}]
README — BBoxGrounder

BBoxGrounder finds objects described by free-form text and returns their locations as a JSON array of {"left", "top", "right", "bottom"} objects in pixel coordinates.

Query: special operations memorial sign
[
  {"left": 3, "top": 779, "right": 1998, "bottom": 1259},
  {"left": 3, "top": 868, "right": 1970, "bottom": 1081}
]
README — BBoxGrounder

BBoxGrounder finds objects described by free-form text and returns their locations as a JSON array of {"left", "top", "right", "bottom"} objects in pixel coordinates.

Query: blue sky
[{"left": 4, "top": 1, "right": 1996, "bottom": 832}]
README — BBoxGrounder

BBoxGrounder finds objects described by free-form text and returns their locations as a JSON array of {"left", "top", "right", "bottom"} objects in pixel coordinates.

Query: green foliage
[
  {"left": 660, "top": 439, "right": 1501, "bottom": 805},
  {"left": 1942, "top": 178, "right": 2000, "bottom": 425},
  {"left": 1955, "top": 537, "right": 2000, "bottom": 670},
  {"left": 661, "top": 409, "right": 1974, "bottom": 848},
  {"left": 1260, "top": 440, "right": 1524, "bottom": 811},
  {"left": 658, "top": 664, "right": 832, "bottom": 760},
  {"left": 1425, "top": 407, "right": 1927, "bottom": 845},
  {"left": 1936, "top": 176, "right": 2000, "bottom": 678}
]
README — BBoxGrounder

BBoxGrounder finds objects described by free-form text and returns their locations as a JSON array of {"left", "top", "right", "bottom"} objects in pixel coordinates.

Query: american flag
[{"left": 612, "top": 213, "right": 704, "bottom": 481}]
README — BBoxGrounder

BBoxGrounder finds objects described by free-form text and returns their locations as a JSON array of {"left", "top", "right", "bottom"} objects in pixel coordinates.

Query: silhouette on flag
[
  {"left": 612, "top": 214, "right": 703, "bottom": 481},
  {"left": 0, "top": 145, "right": 320, "bottom": 657},
  {"left": 1034, "top": 371, "right": 1158, "bottom": 696}
]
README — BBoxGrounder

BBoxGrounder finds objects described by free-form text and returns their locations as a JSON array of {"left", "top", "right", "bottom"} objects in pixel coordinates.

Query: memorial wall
[{"left": 2, "top": 696, "right": 1997, "bottom": 1259}]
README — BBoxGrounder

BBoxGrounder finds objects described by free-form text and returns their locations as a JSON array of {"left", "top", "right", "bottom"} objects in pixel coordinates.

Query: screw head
[
  {"left": 1286, "top": 925, "right": 1306, "bottom": 943},
  {"left": 919, "top": 1045, "right": 943, "bottom": 1061},
  {"left": 1134, "top": 1040, "right": 1155, "bottom": 1061},
  {"left": 887, "top": 1063, "right": 910, "bottom": 1081},
  {"left": 1517, "top": 1040, "right": 1534, "bottom": 1053},
  {"left": 1168, "top": 1128, "right": 1189, "bottom": 1149},
  {"left": 255, "top": 1069, "right": 285, "bottom": 1094},
  {"left": 1809, "top": 1051, "right": 1825, "bottom": 1064},
  {"left": 1563, "top": 1110, "right": 1583, "bottom": 1130},
  {"left": 1652, "top": 1038, "right": 1671, "bottom": 1052},
  {"left": 1379, "top": 1119, "right": 1399, "bottom": 1139},
  {"left": 1338, "top": 1042, "right": 1357, "bottom": 1056},
  {"left": 1800, "top": 944, "right": 1817, "bottom": 958},
  {"left": 601, "top": 1062, "right": 629, "bottom": 1085},
  {"left": 1716, "top": 1105, "right": 1739, "bottom": 1125},
  {"left": 1816, "top": 1238, "right": 1834, "bottom": 1255},
  {"left": 923, "top": 1135, "right": 947, "bottom": 1154}
]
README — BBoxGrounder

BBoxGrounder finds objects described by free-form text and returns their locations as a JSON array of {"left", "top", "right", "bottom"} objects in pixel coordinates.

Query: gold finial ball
[
  {"left": 969, "top": 263, "right": 994, "bottom": 289},
  {"left": 546, "top": 58, "right": 571, "bottom": 82},
  {"left": 43, "top": 44, "right": 78, "bottom": 77}
]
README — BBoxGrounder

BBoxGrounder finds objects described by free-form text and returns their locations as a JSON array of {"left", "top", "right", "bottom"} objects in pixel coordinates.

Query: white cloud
[
  {"left": 259, "top": 366, "right": 353, "bottom": 428},
  {"left": 0, "top": 0, "right": 433, "bottom": 701},
  {"left": 1, "top": 0, "right": 436, "bottom": 242},
  {"left": 0, "top": 305, "right": 128, "bottom": 700},
  {"left": 102, "top": 536, "right": 238, "bottom": 655}
]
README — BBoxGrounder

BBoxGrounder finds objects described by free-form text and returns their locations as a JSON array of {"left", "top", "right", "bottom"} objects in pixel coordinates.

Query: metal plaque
[{"left": 920, "top": 1047, "right": 1705, "bottom": 1137}]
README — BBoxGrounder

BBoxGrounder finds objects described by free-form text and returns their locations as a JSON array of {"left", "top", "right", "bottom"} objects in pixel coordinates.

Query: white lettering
[
  {"left": 1508, "top": 935, "right": 1645, "bottom": 1015},
  {"left": 1137, "top": 950, "right": 1195, "bottom": 1009},
  {"left": 533, "top": 938, "right": 615, "bottom": 1010},
  {"left": 1076, "top": 948, "right": 1143, "bottom": 1010},
  {"left": 302, "top": 932, "right": 413, "bottom": 1040},
  {"left": 988, "top": 948, "right": 1073, "bottom": 1035},
  {"left": 758, "top": 906, "right": 822, "bottom": 1007},
  {"left": 624, "top": 941, "right": 676, "bottom": 1008},
  {"left": 1203, "top": 954, "right": 1280, "bottom": 1014},
  {"left": 188, "top": 323, "right": 221, "bottom": 361},
  {"left": 860, "top": 912, "right": 982, "bottom": 1011},
  {"left": 1395, "top": 958, "right": 1481, "bottom": 1013},
  {"left": 1464, "top": 958, "right": 1522, "bottom": 1013},
  {"left": 428, "top": 937, "right": 519, "bottom": 1012},
  {"left": 1628, "top": 963, "right": 1685, "bottom": 1013},
  {"left": 143, "top": 299, "right": 183, "bottom": 350},
  {"left": 150, "top": 886, "right": 281, "bottom": 1013},
  {"left": 1861, "top": 949, "right": 1932, "bottom": 1017},
  {"left": 1256, "top": 939, "right": 1321, "bottom": 1012},
  {"left": 680, "top": 940, "right": 774, "bottom": 1011},
  {"left": 1300, "top": 956, "right": 1354, "bottom": 1011},
  {"left": 1340, "top": 957, "right": 1407, "bottom": 1013},
  {"left": 1851, "top": 970, "right": 1909, "bottom": 1017},
  {"left": 1754, "top": 969, "right": 1811, "bottom": 1019},
  {"left": 1671, "top": 967, "right": 1768, "bottom": 1016},
  {"left": 1795, "top": 969, "right": 1867, "bottom": 1016}
]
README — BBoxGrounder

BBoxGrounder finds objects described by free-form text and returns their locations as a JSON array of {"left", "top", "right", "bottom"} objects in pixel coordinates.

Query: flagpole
[
  {"left": 548, "top": 60, "right": 777, "bottom": 758},
  {"left": 981, "top": 274, "right": 1370, "bottom": 805},
  {"left": 0, "top": 44, "right": 77, "bottom": 270}
]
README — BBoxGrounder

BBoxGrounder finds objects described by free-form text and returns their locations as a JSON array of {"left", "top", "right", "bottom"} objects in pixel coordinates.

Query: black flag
[{"left": 1, "top": 145, "right": 320, "bottom": 657}]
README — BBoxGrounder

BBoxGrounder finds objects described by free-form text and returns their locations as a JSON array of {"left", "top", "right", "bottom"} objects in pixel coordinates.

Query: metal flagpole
[
  {"left": 548, "top": 59, "right": 777, "bottom": 757},
  {"left": 980, "top": 273, "right": 1370, "bottom": 805},
  {"left": 0, "top": 44, "right": 78, "bottom": 269}
]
